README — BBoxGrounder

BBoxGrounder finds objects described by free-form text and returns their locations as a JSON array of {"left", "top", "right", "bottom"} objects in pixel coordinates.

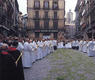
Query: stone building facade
[
  {"left": 0, "top": 0, "right": 19, "bottom": 36},
  {"left": 75, "top": 0, "right": 95, "bottom": 39},
  {"left": 27, "top": 0, "right": 65, "bottom": 39}
]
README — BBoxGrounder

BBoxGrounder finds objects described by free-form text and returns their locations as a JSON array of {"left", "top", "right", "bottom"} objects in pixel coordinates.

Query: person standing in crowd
[
  {"left": 87, "top": 39, "right": 95, "bottom": 57},
  {"left": 22, "top": 38, "right": 32, "bottom": 68},
  {"left": 37, "top": 39, "right": 42, "bottom": 59},
  {"left": 8, "top": 41, "right": 25, "bottom": 80},
  {"left": 65, "top": 40, "right": 72, "bottom": 49},
  {"left": 0, "top": 41, "right": 25, "bottom": 80},
  {"left": 72, "top": 39, "right": 79, "bottom": 50},
  {"left": 57, "top": 40, "right": 64, "bottom": 49},
  {"left": 29, "top": 39, "right": 37, "bottom": 63},
  {"left": 82, "top": 40, "right": 88, "bottom": 53},
  {"left": 44, "top": 39, "right": 48, "bottom": 56},
  {"left": 0, "top": 43, "right": 10, "bottom": 80},
  {"left": 79, "top": 40, "right": 83, "bottom": 52},
  {"left": 72, "top": 40, "right": 76, "bottom": 49},
  {"left": 17, "top": 38, "right": 24, "bottom": 52},
  {"left": 53, "top": 39, "right": 57, "bottom": 50},
  {"left": 75, "top": 40, "right": 79, "bottom": 50}
]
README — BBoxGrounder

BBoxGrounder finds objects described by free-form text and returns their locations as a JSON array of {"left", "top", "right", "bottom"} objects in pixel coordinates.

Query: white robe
[
  {"left": 47, "top": 41, "right": 51, "bottom": 54},
  {"left": 42, "top": 41, "right": 46, "bottom": 57},
  {"left": 33, "top": 41, "right": 38, "bottom": 61},
  {"left": 37, "top": 41, "right": 43, "bottom": 59},
  {"left": 82, "top": 41, "right": 88, "bottom": 53},
  {"left": 75, "top": 40, "right": 79, "bottom": 47},
  {"left": 88, "top": 41, "right": 95, "bottom": 57},
  {"left": 49, "top": 40, "right": 54, "bottom": 53},
  {"left": 44, "top": 41, "right": 48, "bottom": 56},
  {"left": 22, "top": 42, "right": 32, "bottom": 67},
  {"left": 40, "top": 41, "right": 44, "bottom": 58},
  {"left": 79, "top": 41, "right": 83, "bottom": 51},
  {"left": 29, "top": 42, "right": 36, "bottom": 63},
  {"left": 65, "top": 42, "right": 72, "bottom": 49},
  {"left": 17, "top": 42, "right": 24, "bottom": 52},
  {"left": 72, "top": 41, "right": 76, "bottom": 47},
  {"left": 87, "top": 41, "right": 93, "bottom": 54},
  {"left": 57, "top": 42, "right": 64, "bottom": 49}
]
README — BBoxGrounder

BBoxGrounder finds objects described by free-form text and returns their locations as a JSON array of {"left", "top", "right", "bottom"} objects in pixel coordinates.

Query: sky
[
  {"left": 17, "top": 0, "right": 77, "bottom": 19},
  {"left": 17, "top": 0, "right": 27, "bottom": 15},
  {"left": 65, "top": 0, "right": 77, "bottom": 20}
]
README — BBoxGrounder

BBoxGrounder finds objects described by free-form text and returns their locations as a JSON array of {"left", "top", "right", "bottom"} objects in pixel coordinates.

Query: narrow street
[
  {"left": 1, "top": 0, "right": 95, "bottom": 80},
  {"left": 24, "top": 49, "right": 95, "bottom": 80}
]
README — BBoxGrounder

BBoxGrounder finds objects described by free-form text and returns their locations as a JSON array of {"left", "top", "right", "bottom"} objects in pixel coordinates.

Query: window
[
  {"left": 35, "top": 20, "right": 39, "bottom": 29},
  {"left": 35, "top": 11, "right": 39, "bottom": 18},
  {"left": 44, "top": 1, "right": 49, "bottom": 9},
  {"left": 54, "top": 11, "right": 57, "bottom": 19},
  {"left": 53, "top": 1, "right": 58, "bottom": 9},
  {"left": 45, "top": 11, "right": 48, "bottom": 18},
  {"left": 34, "top": 1, "right": 40, "bottom": 8},
  {"left": 54, "top": 33, "right": 57, "bottom": 39},
  {"left": 44, "top": 20, "right": 49, "bottom": 29},
  {"left": 35, "top": 33, "right": 39, "bottom": 38},
  {"left": 53, "top": 20, "right": 58, "bottom": 29}
]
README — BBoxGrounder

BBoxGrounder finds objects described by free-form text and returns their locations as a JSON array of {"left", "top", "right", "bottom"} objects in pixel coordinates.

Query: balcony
[
  {"left": 34, "top": 4, "right": 40, "bottom": 9},
  {"left": 90, "top": 0, "right": 95, "bottom": 10},
  {"left": 52, "top": 7, "right": 59, "bottom": 10}
]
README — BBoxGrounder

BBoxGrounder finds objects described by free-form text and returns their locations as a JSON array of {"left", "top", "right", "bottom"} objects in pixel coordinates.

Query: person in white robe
[
  {"left": 17, "top": 39, "right": 24, "bottom": 52},
  {"left": 40, "top": 40, "right": 44, "bottom": 58},
  {"left": 57, "top": 41, "right": 64, "bottom": 49},
  {"left": 87, "top": 40, "right": 95, "bottom": 57},
  {"left": 71, "top": 40, "right": 76, "bottom": 49},
  {"left": 47, "top": 40, "right": 51, "bottom": 54},
  {"left": 82, "top": 40, "right": 88, "bottom": 53},
  {"left": 29, "top": 40, "right": 36, "bottom": 63},
  {"left": 79, "top": 40, "right": 83, "bottom": 51},
  {"left": 44, "top": 40, "right": 48, "bottom": 56},
  {"left": 37, "top": 40, "right": 43, "bottom": 59},
  {"left": 49, "top": 40, "right": 54, "bottom": 53},
  {"left": 87, "top": 40, "right": 93, "bottom": 54},
  {"left": 65, "top": 41, "right": 72, "bottom": 49},
  {"left": 35, "top": 41, "right": 40, "bottom": 60},
  {"left": 42, "top": 40, "right": 45, "bottom": 57},
  {"left": 53, "top": 40, "right": 57, "bottom": 50},
  {"left": 75, "top": 40, "right": 79, "bottom": 50},
  {"left": 22, "top": 39, "right": 32, "bottom": 68},
  {"left": 33, "top": 40, "right": 38, "bottom": 61},
  {"left": 42, "top": 40, "right": 46, "bottom": 58},
  {"left": 45, "top": 40, "right": 49, "bottom": 55}
]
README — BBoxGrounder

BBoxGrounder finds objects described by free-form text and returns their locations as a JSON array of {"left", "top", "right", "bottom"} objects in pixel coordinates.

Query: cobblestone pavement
[
  {"left": 24, "top": 49, "right": 95, "bottom": 80},
  {"left": 24, "top": 57, "right": 51, "bottom": 80}
]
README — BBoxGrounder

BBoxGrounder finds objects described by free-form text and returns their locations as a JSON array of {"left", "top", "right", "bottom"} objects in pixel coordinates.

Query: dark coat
[{"left": 0, "top": 47, "right": 25, "bottom": 80}]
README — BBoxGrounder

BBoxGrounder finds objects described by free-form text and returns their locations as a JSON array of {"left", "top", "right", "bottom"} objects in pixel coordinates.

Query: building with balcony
[
  {"left": 75, "top": 0, "right": 95, "bottom": 39},
  {"left": 18, "top": 13, "right": 28, "bottom": 37},
  {"left": 75, "top": 0, "right": 81, "bottom": 38},
  {"left": 27, "top": 0, "right": 65, "bottom": 39},
  {"left": 0, "top": 0, "right": 19, "bottom": 36}
]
